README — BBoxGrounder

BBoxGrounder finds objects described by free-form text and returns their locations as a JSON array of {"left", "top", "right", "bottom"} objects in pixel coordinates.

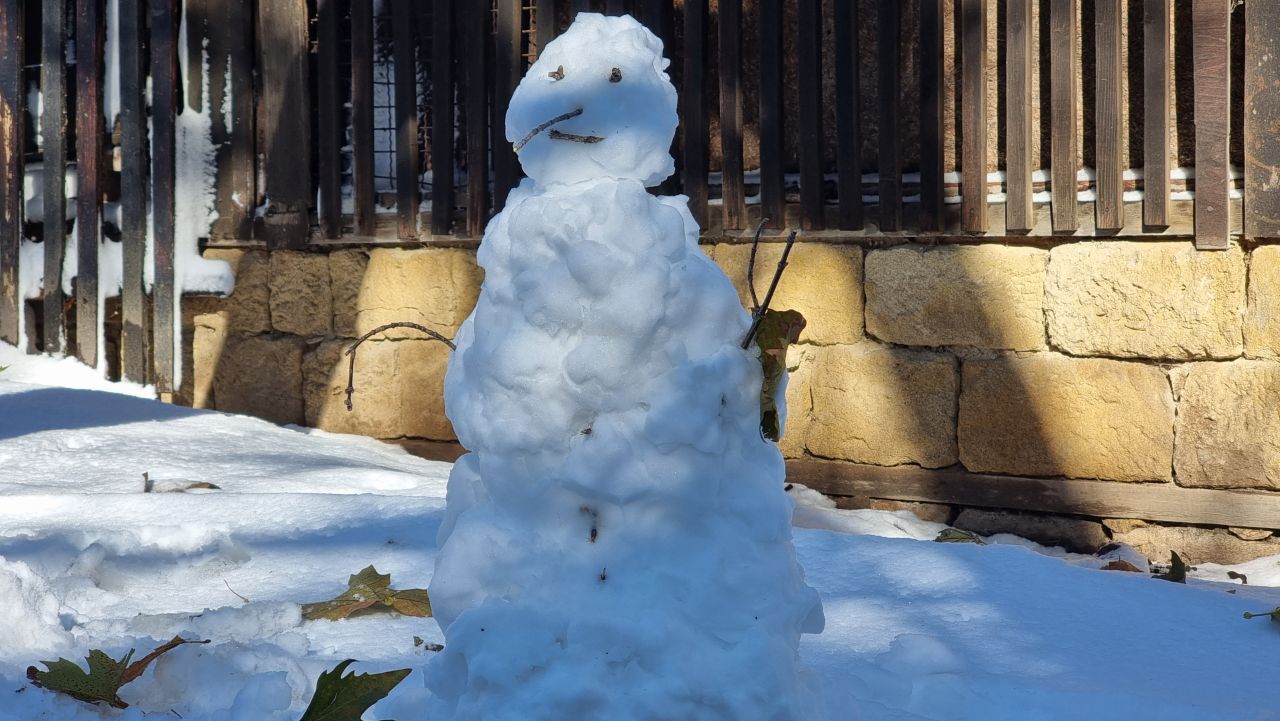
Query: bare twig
[
  {"left": 513, "top": 108, "right": 583, "bottom": 152},
  {"left": 224, "top": 579, "right": 250, "bottom": 604},
  {"left": 741, "top": 230, "right": 798, "bottom": 349},
  {"left": 746, "top": 218, "right": 768, "bottom": 312},
  {"left": 548, "top": 129, "right": 604, "bottom": 144},
  {"left": 345, "top": 322, "right": 457, "bottom": 412}
]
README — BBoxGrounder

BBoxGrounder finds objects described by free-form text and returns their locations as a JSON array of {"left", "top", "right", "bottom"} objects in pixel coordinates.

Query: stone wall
[{"left": 183, "top": 239, "right": 1280, "bottom": 564}]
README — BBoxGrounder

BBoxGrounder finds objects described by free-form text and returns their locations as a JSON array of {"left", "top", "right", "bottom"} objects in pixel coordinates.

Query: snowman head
[{"left": 506, "top": 13, "right": 677, "bottom": 188}]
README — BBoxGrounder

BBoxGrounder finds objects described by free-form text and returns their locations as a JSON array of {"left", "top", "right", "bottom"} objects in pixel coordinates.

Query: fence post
[
  {"left": 718, "top": 0, "right": 744, "bottom": 230},
  {"left": 75, "top": 0, "right": 103, "bottom": 368},
  {"left": 1049, "top": 0, "right": 1079, "bottom": 233},
  {"left": 257, "top": 0, "right": 312, "bottom": 249},
  {"left": 1143, "top": 0, "right": 1170, "bottom": 229},
  {"left": 758, "top": 0, "right": 783, "bottom": 230},
  {"left": 1004, "top": 0, "right": 1033, "bottom": 233},
  {"left": 431, "top": 0, "right": 455, "bottom": 235},
  {"left": 42, "top": 0, "right": 68, "bottom": 352},
  {"left": 392, "top": 0, "right": 420, "bottom": 239},
  {"left": 1246, "top": 0, "right": 1280, "bottom": 238},
  {"left": 151, "top": 0, "right": 178, "bottom": 393},
  {"left": 682, "top": 0, "right": 708, "bottom": 227},
  {"left": 1192, "top": 0, "right": 1230, "bottom": 250},
  {"left": 960, "top": 0, "right": 987, "bottom": 233},
  {"left": 209, "top": 0, "right": 255, "bottom": 241},
  {"left": 0, "top": 0, "right": 21, "bottom": 347},
  {"left": 1094, "top": 0, "right": 1124, "bottom": 232},
  {"left": 317, "top": 0, "right": 343, "bottom": 240},
  {"left": 119, "top": 0, "right": 148, "bottom": 383},
  {"left": 464, "top": 0, "right": 489, "bottom": 237},
  {"left": 797, "top": 0, "right": 823, "bottom": 230},
  {"left": 878, "top": 0, "right": 901, "bottom": 231},
  {"left": 835, "top": 0, "right": 861, "bottom": 231}
]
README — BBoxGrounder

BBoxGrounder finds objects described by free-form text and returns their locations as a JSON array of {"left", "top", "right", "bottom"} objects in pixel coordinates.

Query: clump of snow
[
  {"left": 0, "top": 558, "right": 72, "bottom": 659},
  {"left": 430, "top": 14, "right": 822, "bottom": 720}
]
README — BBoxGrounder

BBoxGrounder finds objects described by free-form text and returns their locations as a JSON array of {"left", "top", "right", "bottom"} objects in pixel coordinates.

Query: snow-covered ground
[{"left": 1, "top": 342, "right": 1278, "bottom": 721}]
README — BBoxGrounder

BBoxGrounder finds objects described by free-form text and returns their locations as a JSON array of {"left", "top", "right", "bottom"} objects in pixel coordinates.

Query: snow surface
[{"left": 2, "top": 344, "right": 1280, "bottom": 719}]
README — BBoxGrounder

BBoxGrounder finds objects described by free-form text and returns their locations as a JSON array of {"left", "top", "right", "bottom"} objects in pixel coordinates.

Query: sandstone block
[
  {"left": 269, "top": 250, "right": 332, "bottom": 337},
  {"left": 953, "top": 508, "right": 1109, "bottom": 553},
  {"left": 212, "top": 334, "right": 305, "bottom": 425},
  {"left": 1172, "top": 360, "right": 1280, "bottom": 489},
  {"left": 330, "top": 249, "right": 370, "bottom": 338},
  {"left": 350, "top": 248, "right": 483, "bottom": 340},
  {"left": 866, "top": 499, "right": 954, "bottom": 525},
  {"left": 711, "top": 243, "right": 862, "bottom": 345},
  {"left": 398, "top": 339, "right": 457, "bottom": 441},
  {"left": 775, "top": 344, "right": 815, "bottom": 459},
  {"left": 1245, "top": 246, "right": 1280, "bottom": 358},
  {"left": 1107, "top": 522, "right": 1280, "bottom": 566},
  {"left": 190, "top": 312, "right": 228, "bottom": 409},
  {"left": 303, "top": 339, "right": 402, "bottom": 438},
  {"left": 1045, "top": 242, "right": 1245, "bottom": 360},
  {"left": 960, "top": 353, "right": 1174, "bottom": 482},
  {"left": 865, "top": 245, "right": 1048, "bottom": 350},
  {"left": 200, "top": 249, "right": 271, "bottom": 334},
  {"left": 805, "top": 343, "right": 958, "bottom": 468}
]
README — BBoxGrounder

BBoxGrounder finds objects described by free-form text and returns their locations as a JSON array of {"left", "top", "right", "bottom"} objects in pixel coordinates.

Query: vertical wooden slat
[
  {"left": 184, "top": 0, "right": 205, "bottom": 112},
  {"left": 257, "top": 0, "right": 312, "bottom": 248},
  {"left": 392, "top": 0, "right": 419, "bottom": 239},
  {"left": 537, "top": 0, "right": 558, "bottom": 53},
  {"left": 0, "top": 0, "right": 22, "bottom": 347},
  {"left": 317, "top": 0, "right": 342, "bottom": 239},
  {"left": 1094, "top": 0, "right": 1123, "bottom": 231},
  {"left": 464, "top": 0, "right": 489, "bottom": 237},
  {"left": 835, "top": 0, "right": 860, "bottom": 230},
  {"left": 209, "top": 0, "right": 254, "bottom": 240},
  {"left": 682, "top": 0, "right": 708, "bottom": 225},
  {"left": 878, "top": 0, "right": 901, "bottom": 231},
  {"left": 1193, "top": 0, "right": 1230, "bottom": 249},
  {"left": 758, "top": 0, "right": 784, "bottom": 229},
  {"left": 1049, "top": 0, "right": 1078, "bottom": 232},
  {"left": 960, "top": 0, "right": 987, "bottom": 233},
  {"left": 920, "top": 0, "right": 943, "bottom": 232},
  {"left": 431, "top": 0, "right": 455, "bottom": 235},
  {"left": 605, "top": 0, "right": 626, "bottom": 14},
  {"left": 74, "top": 0, "right": 101, "bottom": 367},
  {"left": 42, "top": 0, "right": 68, "bottom": 352},
  {"left": 119, "top": 0, "right": 147, "bottom": 382},
  {"left": 1143, "top": 0, "right": 1170, "bottom": 228},
  {"left": 572, "top": 0, "right": 593, "bottom": 15},
  {"left": 151, "top": 0, "right": 177, "bottom": 393},
  {"left": 719, "top": 0, "right": 744, "bottom": 229},
  {"left": 1246, "top": 0, "right": 1280, "bottom": 238},
  {"left": 797, "top": 0, "right": 823, "bottom": 229},
  {"left": 1004, "top": 0, "right": 1033, "bottom": 232},
  {"left": 351, "top": 0, "right": 375, "bottom": 237},
  {"left": 494, "top": 0, "right": 522, "bottom": 210}
]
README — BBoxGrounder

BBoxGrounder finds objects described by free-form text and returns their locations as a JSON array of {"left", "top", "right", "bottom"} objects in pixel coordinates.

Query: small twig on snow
[
  {"left": 224, "top": 579, "right": 250, "bottom": 604},
  {"left": 746, "top": 218, "right": 768, "bottom": 312},
  {"left": 548, "top": 129, "right": 604, "bottom": 144},
  {"left": 741, "top": 229, "right": 798, "bottom": 350},
  {"left": 513, "top": 108, "right": 584, "bottom": 152},
  {"left": 345, "top": 322, "right": 457, "bottom": 412}
]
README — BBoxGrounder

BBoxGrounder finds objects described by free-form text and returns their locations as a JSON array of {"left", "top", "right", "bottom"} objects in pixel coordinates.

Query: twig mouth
[
  {"left": 514, "top": 108, "right": 603, "bottom": 151},
  {"left": 549, "top": 129, "right": 604, "bottom": 144}
]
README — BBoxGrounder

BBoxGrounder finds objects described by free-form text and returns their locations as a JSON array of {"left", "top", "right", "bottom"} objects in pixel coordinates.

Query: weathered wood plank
[
  {"left": 1193, "top": 0, "right": 1230, "bottom": 250},
  {"left": 351, "top": 0, "right": 375, "bottom": 237},
  {"left": 209, "top": 0, "right": 254, "bottom": 240},
  {"left": 0, "top": 0, "right": 22, "bottom": 346},
  {"left": 256, "top": 0, "right": 311, "bottom": 248},
  {"left": 919, "top": 0, "right": 943, "bottom": 232},
  {"left": 1245, "top": 2, "right": 1280, "bottom": 238},
  {"left": 393, "top": 0, "right": 420, "bottom": 239},
  {"left": 119, "top": 0, "right": 147, "bottom": 382},
  {"left": 605, "top": 0, "right": 626, "bottom": 15},
  {"left": 493, "top": 0, "right": 522, "bottom": 211},
  {"left": 718, "top": 0, "right": 745, "bottom": 229},
  {"left": 42, "top": 0, "right": 68, "bottom": 352},
  {"left": 184, "top": 0, "right": 205, "bottom": 112},
  {"left": 758, "top": 0, "right": 784, "bottom": 229},
  {"left": 572, "top": 0, "right": 594, "bottom": 15},
  {"left": 317, "top": 0, "right": 342, "bottom": 239},
  {"left": 431, "top": 0, "right": 455, "bottom": 235},
  {"left": 537, "top": 0, "right": 559, "bottom": 53},
  {"left": 464, "top": 0, "right": 489, "bottom": 237},
  {"left": 789, "top": 459, "right": 1280, "bottom": 531},
  {"left": 1143, "top": 0, "right": 1170, "bottom": 229},
  {"left": 75, "top": 0, "right": 102, "bottom": 367},
  {"left": 682, "top": 0, "right": 708, "bottom": 225},
  {"left": 960, "top": 0, "right": 987, "bottom": 232},
  {"left": 151, "top": 0, "right": 178, "bottom": 393},
  {"left": 1094, "top": 0, "right": 1123, "bottom": 231},
  {"left": 877, "top": 0, "right": 901, "bottom": 231},
  {"left": 1004, "top": 0, "right": 1033, "bottom": 232},
  {"left": 797, "top": 0, "right": 823, "bottom": 230},
  {"left": 1049, "top": 0, "right": 1078, "bottom": 232}
]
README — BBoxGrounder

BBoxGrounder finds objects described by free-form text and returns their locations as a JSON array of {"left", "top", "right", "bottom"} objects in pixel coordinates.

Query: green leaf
[
  {"left": 934, "top": 528, "right": 986, "bottom": 545},
  {"left": 302, "top": 566, "right": 431, "bottom": 621},
  {"left": 1154, "top": 551, "right": 1187, "bottom": 583},
  {"left": 26, "top": 636, "right": 207, "bottom": 709},
  {"left": 298, "top": 659, "right": 411, "bottom": 721},
  {"left": 754, "top": 309, "right": 806, "bottom": 442}
]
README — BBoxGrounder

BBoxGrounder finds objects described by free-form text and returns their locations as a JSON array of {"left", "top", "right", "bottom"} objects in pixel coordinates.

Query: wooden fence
[{"left": 0, "top": 0, "right": 1278, "bottom": 388}]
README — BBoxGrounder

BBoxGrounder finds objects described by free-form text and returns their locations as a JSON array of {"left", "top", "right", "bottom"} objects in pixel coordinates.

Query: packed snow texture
[{"left": 431, "top": 14, "right": 822, "bottom": 721}]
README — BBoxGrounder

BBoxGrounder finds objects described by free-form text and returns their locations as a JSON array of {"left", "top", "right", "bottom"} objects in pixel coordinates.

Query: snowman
[{"left": 425, "top": 13, "right": 824, "bottom": 720}]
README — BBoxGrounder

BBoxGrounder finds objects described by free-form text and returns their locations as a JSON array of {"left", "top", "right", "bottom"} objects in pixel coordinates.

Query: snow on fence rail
[{"left": 1, "top": 0, "right": 1280, "bottom": 387}]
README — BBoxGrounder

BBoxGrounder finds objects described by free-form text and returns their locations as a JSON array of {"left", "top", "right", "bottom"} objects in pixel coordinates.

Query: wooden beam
[
  {"left": 758, "top": 0, "right": 784, "bottom": 229},
  {"left": 877, "top": 0, "right": 901, "bottom": 231},
  {"left": 1094, "top": 0, "right": 1123, "bottom": 232},
  {"left": 1143, "top": 0, "right": 1170, "bottom": 229},
  {"left": 537, "top": 0, "right": 559, "bottom": 53},
  {"left": 151, "top": 0, "right": 178, "bottom": 393},
  {"left": 464, "top": 0, "right": 489, "bottom": 237},
  {"left": 1193, "top": 0, "right": 1231, "bottom": 250},
  {"left": 682, "top": 0, "right": 708, "bottom": 225},
  {"left": 1049, "top": 0, "right": 1078, "bottom": 232},
  {"left": 919, "top": 0, "right": 943, "bottom": 232},
  {"left": 75, "top": 0, "right": 102, "bottom": 367},
  {"left": 317, "top": 0, "right": 343, "bottom": 239},
  {"left": 796, "top": 0, "right": 823, "bottom": 230},
  {"left": 119, "top": 0, "right": 147, "bottom": 383},
  {"left": 393, "top": 0, "right": 420, "bottom": 239},
  {"left": 719, "top": 0, "right": 745, "bottom": 229},
  {"left": 42, "top": 0, "right": 68, "bottom": 352},
  {"left": 431, "top": 0, "right": 456, "bottom": 235},
  {"left": 788, "top": 460, "right": 1280, "bottom": 531},
  {"left": 493, "top": 0, "right": 523, "bottom": 211},
  {"left": 256, "top": 0, "right": 311, "bottom": 248},
  {"left": 1005, "top": 0, "right": 1032, "bottom": 232},
  {"left": 184, "top": 0, "right": 206, "bottom": 112},
  {"left": 1245, "top": 2, "right": 1280, "bottom": 238},
  {"left": 960, "top": 0, "right": 986, "bottom": 233},
  {"left": 0, "top": 0, "right": 21, "bottom": 347},
  {"left": 350, "top": 0, "right": 375, "bottom": 237},
  {"left": 209, "top": 0, "right": 254, "bottom": 241}
]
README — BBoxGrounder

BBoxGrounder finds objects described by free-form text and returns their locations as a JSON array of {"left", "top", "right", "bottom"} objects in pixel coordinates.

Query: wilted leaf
[
  {"left": 1154, "top": 551, "right": 1187, "bottom": 583},
  {"left": 1102, "top": 560, "right": 1142, "bottom": 573},
  {"left": 26, "top": 636, "right": 207, "bottom": 709},
  {"left": 754, "top": 309, "right": 806, "bottom": 442},
  {"left": 1243, "top": 608, "right": 1280, "bottom": 624},
  {"left": 934, "top": 528, "right": 986, "bottom": 545},
  {"left": 302, "top": 566, "right": 431, "bottom": 621},
  {"left": 298, "top": 659, "right": 411, "bottom": 721},
  {"left": 1228, "top": 570, "right": 1249, "bottom": 585}
]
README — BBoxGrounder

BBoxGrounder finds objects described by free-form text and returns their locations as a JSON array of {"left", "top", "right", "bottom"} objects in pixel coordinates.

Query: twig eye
[
  {"left": 549, "top": 65, "right": 565, "bottom": 80},
  {"left": 609, "top": 67, "right": 622, "bottom": 83}
]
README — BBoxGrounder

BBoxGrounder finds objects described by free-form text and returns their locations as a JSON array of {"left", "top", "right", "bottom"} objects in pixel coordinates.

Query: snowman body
[{"left": 427, "top": 14, "right": 823, "bottom": 721}]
